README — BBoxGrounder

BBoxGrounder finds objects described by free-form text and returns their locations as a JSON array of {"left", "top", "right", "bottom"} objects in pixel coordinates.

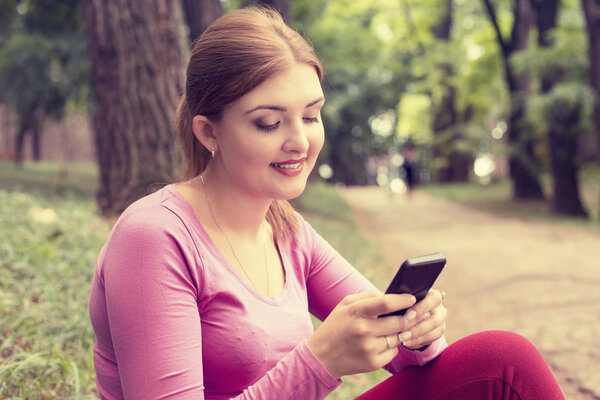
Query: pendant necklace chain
[{"left": 200, "top": 174, "right": 271, "bottom": 296}]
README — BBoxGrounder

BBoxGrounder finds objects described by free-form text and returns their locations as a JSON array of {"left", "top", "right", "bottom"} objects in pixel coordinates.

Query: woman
[{"left": 89, "top": 7, "right": 565, "bottom": 399}]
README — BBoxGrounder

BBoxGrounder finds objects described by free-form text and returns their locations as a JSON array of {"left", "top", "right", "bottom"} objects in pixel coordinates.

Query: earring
[{"left": 210, "top": 147, "right": 215, "bottom": 159}]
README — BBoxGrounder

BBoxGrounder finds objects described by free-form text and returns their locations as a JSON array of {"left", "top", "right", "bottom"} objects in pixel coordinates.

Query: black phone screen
[{"left": 380, "top": 253, "right": 446, "bottom": 317}]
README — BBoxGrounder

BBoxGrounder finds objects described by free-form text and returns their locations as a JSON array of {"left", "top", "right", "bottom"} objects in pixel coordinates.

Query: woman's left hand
[{"left": 397, "top": 289, "right": 447, "bottom": 350}]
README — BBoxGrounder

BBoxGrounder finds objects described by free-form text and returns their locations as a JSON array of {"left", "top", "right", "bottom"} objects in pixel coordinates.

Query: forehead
[{"left": 232, "top": 63, "right": 323, "bottom": 111}]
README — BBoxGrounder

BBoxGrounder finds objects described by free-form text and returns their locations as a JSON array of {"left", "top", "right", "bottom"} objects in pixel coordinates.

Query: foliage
[{"left": 0, "top": 0, "right": 88, "bottom": 144}]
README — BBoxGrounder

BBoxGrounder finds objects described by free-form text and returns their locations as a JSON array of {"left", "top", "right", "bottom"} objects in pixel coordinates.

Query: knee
[{"left": 449, "top": 330, "right": 547, "bottom": 376}]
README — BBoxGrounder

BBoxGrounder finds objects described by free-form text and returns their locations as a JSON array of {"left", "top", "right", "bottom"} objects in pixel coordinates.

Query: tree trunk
[
  {"left": 581, "top": 0, "right": 600, "bottom": 218},
  {"left": 482, "top": 0, "right": 545, "bottom": 200},
  {"left": 181, "top": 0, "right": 224, "bottom": 46},
  {"left": 82, "top": 0, "right": 185, "bottom": 216},
  {"left": 548, "top": 111, "right": 588, "bottom": 217},
  {"left": 431, "top": 0, "right": 469, "bottom": 183},
  {"left": 244, "top": 0, "right": 290, "bottom": 23},
  {"left": 533, "top": 0, "right": 587, "bottom": 217}
]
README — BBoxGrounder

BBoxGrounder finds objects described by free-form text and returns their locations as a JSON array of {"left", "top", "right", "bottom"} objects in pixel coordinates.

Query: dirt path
[{"left": 340, "top": 186, "right": 600, "bottom": 400}]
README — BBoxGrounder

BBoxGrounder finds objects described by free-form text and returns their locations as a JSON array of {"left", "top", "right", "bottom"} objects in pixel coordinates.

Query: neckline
[{"left": 165, "top": 184, "right": 291, "bottom": 305}]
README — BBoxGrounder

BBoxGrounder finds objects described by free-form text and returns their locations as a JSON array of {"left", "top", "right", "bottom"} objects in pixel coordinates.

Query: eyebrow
[{"left": 244, "top": 97, "right": 325, "bottom": 115}]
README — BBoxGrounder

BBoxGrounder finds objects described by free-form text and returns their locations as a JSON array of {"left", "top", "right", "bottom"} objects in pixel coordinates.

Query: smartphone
[{"left": 379, "top": 253, "right": 446, "bottom": 317}]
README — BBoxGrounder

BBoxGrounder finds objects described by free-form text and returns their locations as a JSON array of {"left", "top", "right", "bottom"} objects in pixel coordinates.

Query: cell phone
[{"left": 379, "top": 253, "right": 446, "bottom": 317}]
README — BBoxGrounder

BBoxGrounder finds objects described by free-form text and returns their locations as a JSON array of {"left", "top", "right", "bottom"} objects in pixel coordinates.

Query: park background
[{"left": 1, "top": 0, "right": 599, "bottom": 398}]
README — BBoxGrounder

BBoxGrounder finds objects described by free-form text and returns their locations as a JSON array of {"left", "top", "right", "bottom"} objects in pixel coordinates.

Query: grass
[
  {"left": 0, "top": 161, "right": 390, "bottom": 399},
  {"left": 421, "top": 167, "right": 600, "bottom": 233},
  {"left": 4, "top": 161, "right": 596, "bottom": 398},
  {"left": 0, "top": 162, "right": 110, "bottom": 399}
]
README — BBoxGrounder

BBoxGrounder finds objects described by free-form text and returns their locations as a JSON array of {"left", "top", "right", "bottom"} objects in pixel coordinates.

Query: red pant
[{"left": 356, "top": 331, "right": 565, "bottom": 400}]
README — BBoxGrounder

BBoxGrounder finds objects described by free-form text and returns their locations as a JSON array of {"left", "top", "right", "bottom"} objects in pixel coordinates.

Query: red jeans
[{"left": 356, "top": 331, "right": 565, "bottom": 400}]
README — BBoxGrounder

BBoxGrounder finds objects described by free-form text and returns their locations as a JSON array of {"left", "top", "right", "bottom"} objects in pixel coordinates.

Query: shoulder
[{"left": 108, "top": 185, "right": 194, "bottom": 249}]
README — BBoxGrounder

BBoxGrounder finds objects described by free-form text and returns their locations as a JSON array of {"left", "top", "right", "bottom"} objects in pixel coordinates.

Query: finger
[
  {"left": 401, "top": 306, "right": 447, "bottom": 348},
  {"left": 403, "top": 323, "right": 446, "bottom": 349},
  {"left": 338, "top": 291, "right": 380, "bottom": 307},
  {"left": 404, "top": 289, "right": 444, "bottom": 317},
  {"left": 353, "top": 293, "right": 417, "bottom": 319}
]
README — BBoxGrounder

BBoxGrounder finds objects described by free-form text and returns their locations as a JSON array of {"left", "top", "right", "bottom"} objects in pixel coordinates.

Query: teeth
[{"left": 271, "top": 162, "right": 301, "bottom": 169}]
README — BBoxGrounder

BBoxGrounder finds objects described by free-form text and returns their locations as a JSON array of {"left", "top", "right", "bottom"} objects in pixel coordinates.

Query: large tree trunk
[
  {"left": 483, "top": 0, "right": 545, "bottom": 200},
  {"left": 431, "top": 0, "right": 472, "bottom": 183},
  {"left": 582, "top": 0, "right": 600, "bottom": 218},
  {"left": 181, "top": 0, "right": 224, "bottom": 45},
  {"left": 244, "top": 0, "right": 290, "bottom": 23},
  {"left": 533, "top": 0, "right": 587, "bottom": 217},
  {"left": 82, "top": 0, "right": 185, "bottom": 216}
]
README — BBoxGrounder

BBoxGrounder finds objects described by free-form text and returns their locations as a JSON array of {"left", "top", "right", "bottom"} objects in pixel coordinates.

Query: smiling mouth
[{"left": 270, "top": 162, "right": 302, "bottom": 169}]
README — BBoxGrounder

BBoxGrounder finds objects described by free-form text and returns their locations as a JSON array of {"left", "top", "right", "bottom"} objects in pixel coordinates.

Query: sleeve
[
  {"left": 299, "top": 216, "right": 447, "bottom": 372},
  {"left": 236, "top": 341, "right": 342, "bottom": 399},
  {"left": 102, "top": 212, "right": 206, "bottom": 399}
]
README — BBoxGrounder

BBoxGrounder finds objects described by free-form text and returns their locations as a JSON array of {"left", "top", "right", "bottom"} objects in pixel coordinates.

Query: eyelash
[{"left": 256, "top": 117, "right": 320, "bottom": 132}]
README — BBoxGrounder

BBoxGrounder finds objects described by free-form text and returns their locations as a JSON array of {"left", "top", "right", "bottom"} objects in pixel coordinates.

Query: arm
[
  {"left": 299, "top": 216, "right": 447, "bottom": 375},
  {"left": 101, "top": 214, "right": 205, "bottom": 399}
]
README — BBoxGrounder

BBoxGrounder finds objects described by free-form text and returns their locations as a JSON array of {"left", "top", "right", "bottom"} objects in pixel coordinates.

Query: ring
[
  {"left": 385, "top": 335, "right": 392, "bottom": 349},
  {"left": 440, "top": 290, "right": 447, "bottom": 301}
]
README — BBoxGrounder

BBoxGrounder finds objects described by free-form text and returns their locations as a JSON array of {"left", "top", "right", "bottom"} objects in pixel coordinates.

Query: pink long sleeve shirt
[{"left": 88, "top": 185, "right": 446, "bottom": 399}]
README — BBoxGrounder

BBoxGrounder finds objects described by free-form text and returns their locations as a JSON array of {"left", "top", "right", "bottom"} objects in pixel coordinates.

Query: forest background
[{"left": 1, "top": 0, "right": 600, "bottom": 398}]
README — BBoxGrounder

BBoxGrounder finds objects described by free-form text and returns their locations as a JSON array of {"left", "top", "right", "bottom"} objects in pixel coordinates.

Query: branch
[{"left": 481, "top": 0, "right": 510, "bottom": 59}]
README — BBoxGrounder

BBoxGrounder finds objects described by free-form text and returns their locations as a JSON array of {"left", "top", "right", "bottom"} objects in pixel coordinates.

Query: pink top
[{"left": 89, "top": 185, "right": 447, "bottom": 399}]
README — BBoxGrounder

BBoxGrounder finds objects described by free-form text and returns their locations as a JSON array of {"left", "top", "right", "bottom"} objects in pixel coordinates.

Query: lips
[{"left": 270, "top": 158, "right": 306, "bottom": 176}]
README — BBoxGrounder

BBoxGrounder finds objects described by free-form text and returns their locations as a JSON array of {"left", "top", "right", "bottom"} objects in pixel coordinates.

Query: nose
[{"left": 282, "top": 119, "right": 310, "bottom": 154}]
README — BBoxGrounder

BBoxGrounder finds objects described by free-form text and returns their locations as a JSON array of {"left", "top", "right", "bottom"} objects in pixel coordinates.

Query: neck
[{"left": 199, "top": 166, "right": 271, "bottom": 238}]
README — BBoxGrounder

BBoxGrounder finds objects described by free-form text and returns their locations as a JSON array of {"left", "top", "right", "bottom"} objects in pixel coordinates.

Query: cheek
[{"left": 308, "top": 127, "right": 325, "bottom": 156}]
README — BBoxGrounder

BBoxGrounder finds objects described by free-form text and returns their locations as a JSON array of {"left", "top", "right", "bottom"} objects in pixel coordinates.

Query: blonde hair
[{"left": 176, "top": 7, "right": 323, "bottom": 243}]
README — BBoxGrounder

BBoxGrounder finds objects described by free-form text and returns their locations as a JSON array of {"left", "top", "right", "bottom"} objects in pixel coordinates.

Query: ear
[{"left": 192, "top": 115, "right": 218, "bottom": 154}]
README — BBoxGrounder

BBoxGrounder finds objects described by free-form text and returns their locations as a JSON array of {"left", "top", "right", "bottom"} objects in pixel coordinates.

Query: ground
[{"left": 340, "top": 186, "right": 600, "bottom": 400}]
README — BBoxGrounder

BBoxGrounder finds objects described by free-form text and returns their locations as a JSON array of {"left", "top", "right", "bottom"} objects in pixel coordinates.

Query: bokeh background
[{"left": 1, "top": 0, "right": 599, "bottom": 398}]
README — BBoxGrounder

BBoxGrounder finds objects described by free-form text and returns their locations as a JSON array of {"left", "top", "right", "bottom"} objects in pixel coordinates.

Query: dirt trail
[{"left": 340, "top": 186, "right": 600, "bottom": 400}]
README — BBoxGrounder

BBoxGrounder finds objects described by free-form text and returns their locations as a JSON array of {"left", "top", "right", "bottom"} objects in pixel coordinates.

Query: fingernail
[
  {"left": 400, "top": 331, "right": 412, "bottom": 342},
  {"left": 421, "top": 312, "right": 431, "bottom": 320},
  {"left": 404, "top": 310, "right": 417, "bottom": 322}
]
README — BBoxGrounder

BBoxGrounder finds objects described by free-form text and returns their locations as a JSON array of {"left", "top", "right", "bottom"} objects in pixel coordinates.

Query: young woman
[{"left": 88, "top": 7, "right": 565, "bottom": 400}]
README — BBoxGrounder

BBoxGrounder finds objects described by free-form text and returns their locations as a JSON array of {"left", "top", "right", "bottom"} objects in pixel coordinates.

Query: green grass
[
  {"left": 421, "top": 167, "right": 600, "bottom": 232},
  {"left": 4, "top": 161, "right": 599, "bottom": 398},
  {"left": 0, "top": 162, "right": 391, "bottom": 399},
  {"left": 0, "top": 162, "right": 110, "bottom": 399}
]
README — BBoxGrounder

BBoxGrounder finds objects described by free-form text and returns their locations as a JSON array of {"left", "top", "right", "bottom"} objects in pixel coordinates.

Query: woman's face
[{"left": 212, "top": 62, "right": 325, "bottom": 201}]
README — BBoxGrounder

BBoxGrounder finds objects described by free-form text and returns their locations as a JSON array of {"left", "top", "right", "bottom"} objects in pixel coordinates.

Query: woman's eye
[
  {"left": 256, "top": 121, "right": 280, "bottom": 132},
  {"left": 304, "top": 117, "right": 319, "bottom": 124}
]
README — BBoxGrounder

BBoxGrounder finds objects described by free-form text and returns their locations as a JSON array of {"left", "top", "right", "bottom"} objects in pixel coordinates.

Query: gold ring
[{"left": 385, "top": 335, "right": 392, "bottom": 349}]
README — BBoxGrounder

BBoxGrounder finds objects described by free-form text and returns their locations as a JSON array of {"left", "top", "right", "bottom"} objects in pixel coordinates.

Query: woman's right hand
[{"left": 306, "top": 291, "right": 418, "bottom": 379}]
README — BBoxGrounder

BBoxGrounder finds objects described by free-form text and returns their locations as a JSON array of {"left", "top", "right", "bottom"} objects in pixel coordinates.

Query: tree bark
[
  {"left": 244, "top": 0, "right": 290, "bottom": 23},
  {"left": 581, "top": 0, "right": 600, "bottom": 218},
  {"left": 482, "top": 0, "right": 545, "bottom": 200},
  {"left": 431, "top": 0, "right": 472, "bottom": 183},
  {"left": 533, "top": 0, "right": 587, "bottom": 217},
  {"left": 82, "top": 0, "right": 185, "bottom": 216},
  {"left": 181, "top": 0, "right": 224, "bottom": 46}
]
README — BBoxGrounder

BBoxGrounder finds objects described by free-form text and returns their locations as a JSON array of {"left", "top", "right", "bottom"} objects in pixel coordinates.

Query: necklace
[{"left": 200, "top": 174, "right": 271, "bottom": 296}]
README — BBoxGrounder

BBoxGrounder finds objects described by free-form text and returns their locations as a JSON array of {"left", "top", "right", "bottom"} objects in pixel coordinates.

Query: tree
[
  {"left": 482, "top": 0, "right": 546, "bottom": 200},
  {"left": 0, "top": 0, "right": 87, "bottom": 162},
  {"left": 81, "top": 0, "right": 185, "bottom": 215},
  {"left": 531, "top": 0, "right": 588, "bottom": 217},
  {"left": 181, "top": 0, "right": 224, "bottom": 45},
  {"left": 429, "top": 0, "right": 473, "bottom": 182},
  {"left": 581, "top": 0, "right": 600, "bottom": 217}
]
